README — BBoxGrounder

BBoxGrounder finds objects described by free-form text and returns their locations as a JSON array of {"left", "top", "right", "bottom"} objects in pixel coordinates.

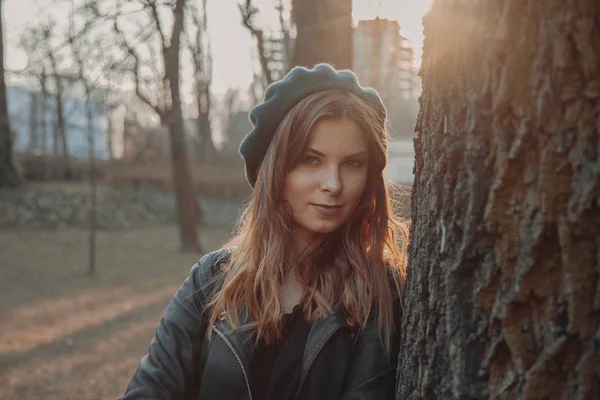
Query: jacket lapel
[
  {"left": 215, "top": 306, "right": 256, "bottom": 370},
  {"left": 217, "top": 302, "right": 351, "bottom": 393},
  {"left": 299, "top": 304, "right": 349, "bottom": 387}
]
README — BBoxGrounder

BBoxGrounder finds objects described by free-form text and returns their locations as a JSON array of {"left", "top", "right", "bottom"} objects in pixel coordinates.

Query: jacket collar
[{"left": 216, "top": 303, "right": 350, "bottom": 377}]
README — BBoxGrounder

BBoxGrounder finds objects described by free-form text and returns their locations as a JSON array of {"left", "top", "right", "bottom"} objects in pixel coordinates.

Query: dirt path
[{"left": 0, "top": 226, "right": 230, "bottom": 400}]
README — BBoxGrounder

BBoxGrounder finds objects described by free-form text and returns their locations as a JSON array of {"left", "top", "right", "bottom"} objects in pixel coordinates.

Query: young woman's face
[{"left": 283, "top": 118, "right": 369, "bottom": 246}]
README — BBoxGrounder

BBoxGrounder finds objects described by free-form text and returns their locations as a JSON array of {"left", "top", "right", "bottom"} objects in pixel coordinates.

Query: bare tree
[
  {"left": 44, "top": 25, "right": 71, "bottom": 177},
  {"left": 396, "top": 1, "right": 600, "bottom": 399},
  {"left": 19, "top": 33, "right": 53, "bottom": 158},
  {"left": 105, "top": 102, "right": 117, "bottom": 160},
  {"left": 186, "top": 0, "right": 215, "bottom": 162},
  {"left": 19, "top": 23, "right": 73, "bottom": 179},
  {"left": 275, "top": 0, "right": 293, "bottom": 72},
  {"left": 38, "top": 67, "right": 49, "bottom": 156},
  {"left": 20, "top": 22, "right": 72, "bottom": 178},
  {"left": 291, "top": 0, "right": 353, "bottom": 69},
  {"left": 239, "top": 0, "right": 292, "bottom": 86},
  {"left": 239, "top": 0, "right": 273, "bottom": 86},
  {"left": 107, "top": 0, "right": 200, "bottom": 252},
  {"left": 0, "top": 0, "right": 20, "bottom": 188},
  {"left": 68, "top": 3, "right": 98, "bottom": 276},
  {"left": 27, "top": 91, "right": 39, "bottom": 152},
  {"left": 220, "top": 87, "right": 240, "bottom": 150}
]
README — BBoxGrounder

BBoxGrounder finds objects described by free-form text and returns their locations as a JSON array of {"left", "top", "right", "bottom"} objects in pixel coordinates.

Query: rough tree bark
[
  {"left": 397, "top": 1, "right": 600, "bottom": 399},
  {"left": 291, "top": 0, "right": 353, "bottom": 69},
  {"left": 0, "top": 0, "right": 20, "bottom": 188}
]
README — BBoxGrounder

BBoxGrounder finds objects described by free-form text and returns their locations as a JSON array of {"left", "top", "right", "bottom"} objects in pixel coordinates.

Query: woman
[{"left": 120, "top": 64, "right": 408, "bottom": 400}]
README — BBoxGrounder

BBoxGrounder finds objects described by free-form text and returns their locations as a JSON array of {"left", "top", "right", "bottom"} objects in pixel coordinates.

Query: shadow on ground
[{"left": 0, "top": 225, "right": 230, "bottom": 400}]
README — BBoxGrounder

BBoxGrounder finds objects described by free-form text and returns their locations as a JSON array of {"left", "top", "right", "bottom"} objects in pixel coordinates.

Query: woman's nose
[{"left": 320, "top": 166, "right": 342, "bottom": 195}]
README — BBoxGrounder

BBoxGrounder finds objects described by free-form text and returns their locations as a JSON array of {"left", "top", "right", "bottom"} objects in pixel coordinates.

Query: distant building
[
  {"left": 6, "top": 72, "right": 113, "bottom": 159},
  {"left": 353, "top": 18, "right": 419, "bottom": 99},
  {"left": 353, "top": 18, "right": 420, "bottom": 138}
]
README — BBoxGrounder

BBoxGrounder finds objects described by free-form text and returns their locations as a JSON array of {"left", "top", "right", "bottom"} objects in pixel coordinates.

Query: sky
[{"left": 4, "top": 0, "right": 433, "bottom": 95}]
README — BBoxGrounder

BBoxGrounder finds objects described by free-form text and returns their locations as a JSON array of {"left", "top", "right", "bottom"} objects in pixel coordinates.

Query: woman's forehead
[{"left": 305, "top": 118, "right": 368, "bottom": 154}]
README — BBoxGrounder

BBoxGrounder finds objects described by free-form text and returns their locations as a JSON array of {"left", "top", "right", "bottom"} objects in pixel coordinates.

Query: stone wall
[{"left": 0, "top": 184, "right": 243, "bottom": 230}]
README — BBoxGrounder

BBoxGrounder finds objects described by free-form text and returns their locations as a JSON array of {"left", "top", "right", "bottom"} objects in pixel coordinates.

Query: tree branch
[
  {"left": 113, "top": 18, "right": 163, "bottom": 118},
  {"left": 169, "top": 0, "right": 185, "bottom": 52},
  {"left": 239, "top": 0, "right": 273, "bottom": 85},
  {"left": 145, "top": 0, "right": 167, "bottom": 48}
]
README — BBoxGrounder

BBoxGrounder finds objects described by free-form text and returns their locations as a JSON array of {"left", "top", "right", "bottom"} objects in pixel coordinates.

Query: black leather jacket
[{"left": 120, "top": 249, "right": 400, "bottom": 400}]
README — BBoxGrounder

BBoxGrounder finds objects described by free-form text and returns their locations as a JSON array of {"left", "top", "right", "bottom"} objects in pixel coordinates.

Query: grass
[{"left": 0, "top": 225, "right": 231, "bottom": 400}]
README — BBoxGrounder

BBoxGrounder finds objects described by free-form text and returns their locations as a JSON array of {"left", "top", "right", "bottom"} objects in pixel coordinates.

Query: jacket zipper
[
  {"left": 213, "top": 326, "right": 253, "bottom": 400},
  {"left": 297, "top": 325, "right": 345, "bottom": 396}
]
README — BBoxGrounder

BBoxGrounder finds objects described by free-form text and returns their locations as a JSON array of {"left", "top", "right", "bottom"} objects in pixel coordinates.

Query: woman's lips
[{"left": 312, "top": 204, "right": 343, "bottom": 217}]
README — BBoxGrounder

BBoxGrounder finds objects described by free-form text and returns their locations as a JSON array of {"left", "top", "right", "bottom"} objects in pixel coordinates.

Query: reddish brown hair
[{"left": 208, "top": 90, "right": 408, "bottom": 350}]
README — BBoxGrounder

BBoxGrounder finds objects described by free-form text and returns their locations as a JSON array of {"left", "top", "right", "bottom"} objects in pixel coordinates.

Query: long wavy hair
[{"left": 207, "top": 89, "right": 408, "bottom": 351}]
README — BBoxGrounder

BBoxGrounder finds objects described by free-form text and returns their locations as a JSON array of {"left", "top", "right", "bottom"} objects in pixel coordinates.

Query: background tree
[
  {"left": 396, "top": 1, "right": 600, "bottom": 399},
  {"left": 219, "top": 87, "right": 240, "bottom": 151},
  {"left": 68, "top": 2, "right": 99, "bottom": 275},
  {"left": 186, "top": 0, "right": 215, "bottom": 161},
  {"left": 21, "top": 22, "right": 73, "bottom": 178},
  {"left": 19, "top": 31, "right": 51, "bottom": 170},
  {"left": 239, "top": 0, "right": 293, "bottom": 87},
  {"left": 0, "top": 0, "right": 20, "bottom": 188},
  {"left": 96, "top": 0, "right": 200, "bottom": 252},
  {"left": 291, "top": 0, "right": 352, "bottom": 69},
  {"left": 43, "top": 24, "right": 70, "bottom": 173}
]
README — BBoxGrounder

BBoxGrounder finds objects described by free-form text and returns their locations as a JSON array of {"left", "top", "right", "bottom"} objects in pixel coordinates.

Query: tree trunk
[
  {"left": 84, "top": 82, "right": 97, "bottom": 276},
  {"left": 54, "top": 81, "right": 70, "bottom": 179},
  {"left": 196, "top": 89, "right": 215, "bottom": 162},
  {"left": 52, "top": 119, "right": 59, "bottom": 155},
  {"left": 166, "top": 0, "right": 200, "bottom": 252},
  {"left": 107, "top": 108, "right": 114, "bottom": 160},
  {"left": 48, "top": 53, "right": 71, "bottom": 179},
  {"left": 0, "top": 0, "right": 20, "bottom": 188},
  {"left": 291, "top": 0, "right": 353, "bottom": 69},
  {"left": 28, "top": 92, "right": 38, "bottom": 151},
  {"left": 40, "top": 72, "right": 48, "bottom": 155},
  {"left": 396, "top": 1, "right": 600, "bottom": 399}
]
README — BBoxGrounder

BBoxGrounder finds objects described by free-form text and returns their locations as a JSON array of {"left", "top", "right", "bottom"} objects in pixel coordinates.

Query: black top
[{"left": 250, "top": 306, "right": 311, "bottom": 400}]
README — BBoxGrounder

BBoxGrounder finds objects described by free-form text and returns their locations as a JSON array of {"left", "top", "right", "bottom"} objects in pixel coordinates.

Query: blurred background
[{"left": 0, "top": 0, "right": 430, "bottom": 398}]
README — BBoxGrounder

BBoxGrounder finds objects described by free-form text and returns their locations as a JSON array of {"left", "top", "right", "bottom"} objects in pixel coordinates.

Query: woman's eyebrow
[
  {"left": 342, "top": 150, "right": 368, "bottom": 159},
  {"left": 304, "top": 148, "right": 326, "bottom": 157},
  {"left": 304, "top": 148, "right": 367, "bottom": 159}
]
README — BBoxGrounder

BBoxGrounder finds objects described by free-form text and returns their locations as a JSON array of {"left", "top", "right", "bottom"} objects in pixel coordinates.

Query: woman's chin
[{"left": 304, "top": 221, "right": 343, "bottom": 235}]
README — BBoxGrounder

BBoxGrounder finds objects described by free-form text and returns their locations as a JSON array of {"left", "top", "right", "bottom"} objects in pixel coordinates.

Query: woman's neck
[
  {"left": 282, "top": 270, "right": 303, "bottom": 313},
  {"left": 292, "top": 229, "right": 324, "bottom": 259}
]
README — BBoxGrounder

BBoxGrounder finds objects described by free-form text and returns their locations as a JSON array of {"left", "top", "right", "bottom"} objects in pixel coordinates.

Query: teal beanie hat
[{"left": 239, "top": 63, "right": 386, "bottom": 187}]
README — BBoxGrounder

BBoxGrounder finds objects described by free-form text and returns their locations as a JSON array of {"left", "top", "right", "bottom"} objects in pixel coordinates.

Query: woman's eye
[
  {"left": 302, "top": 156, "right": 320, "bottom": 165},
  {"left": 344, "top": 159, "right": 364, "bottom": 168}
]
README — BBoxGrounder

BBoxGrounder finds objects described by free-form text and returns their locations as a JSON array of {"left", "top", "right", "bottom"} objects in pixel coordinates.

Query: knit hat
[{"left": 239, "top": 63, "right": 387, "bottom": 187}]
